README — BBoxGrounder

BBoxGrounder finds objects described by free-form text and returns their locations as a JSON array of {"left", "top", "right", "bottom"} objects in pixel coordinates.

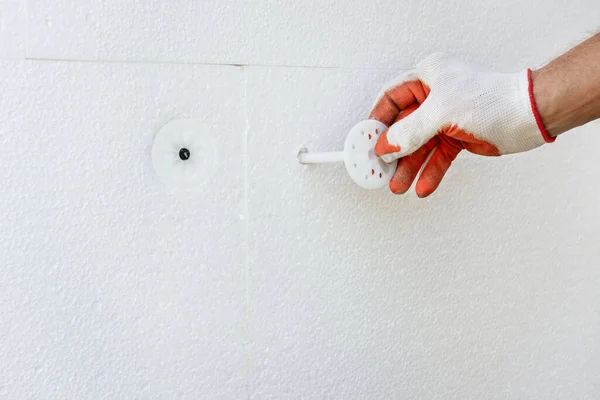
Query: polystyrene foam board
[
  {"left": 26, "top": 0, "right": 600, "bottom": 69},
  {"left": 244, "top": 66, "right": 600, "bottom": 399},
  {"left": 0, "top": 60, "right": 246, "bottom": 399},
  {"left": 0, "top": 0, "right": 25, "bottom": 58}
]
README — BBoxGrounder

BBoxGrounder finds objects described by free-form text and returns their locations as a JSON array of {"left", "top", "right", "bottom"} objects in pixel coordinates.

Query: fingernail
[{"left": 389, "top": 181, "right": 407, "bottom": 195}]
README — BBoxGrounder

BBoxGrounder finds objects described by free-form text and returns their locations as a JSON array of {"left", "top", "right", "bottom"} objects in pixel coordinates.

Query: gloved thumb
[{"left": 374, "top": 101, "right": 438, "bottom": 163}]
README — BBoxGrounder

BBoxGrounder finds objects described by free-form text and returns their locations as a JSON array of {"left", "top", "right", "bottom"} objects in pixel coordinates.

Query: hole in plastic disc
[{"left": 179, "top": 148, "right": 191, "bottom": 161}]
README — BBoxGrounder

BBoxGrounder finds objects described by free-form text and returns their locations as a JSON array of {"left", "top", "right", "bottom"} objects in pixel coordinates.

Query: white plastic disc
[
  {"left": 151, "top": 119, "right": 217, "bottom": 189},
  {"left": 343, "top": 120, "right": 397, "bottom": 189}
]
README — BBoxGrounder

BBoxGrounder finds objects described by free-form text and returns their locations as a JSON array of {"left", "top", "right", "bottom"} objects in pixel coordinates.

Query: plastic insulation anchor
[{"left": 298, "top": 120, "right": 397, "bottom": 190}]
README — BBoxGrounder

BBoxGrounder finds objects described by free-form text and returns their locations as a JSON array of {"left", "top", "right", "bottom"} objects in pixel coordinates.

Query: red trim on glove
[{"left": 527, "top": 68, "right": 555, "bottom": 143}]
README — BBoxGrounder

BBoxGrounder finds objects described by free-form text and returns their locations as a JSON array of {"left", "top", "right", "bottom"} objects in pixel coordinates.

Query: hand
[{"left": 369, "top": 53, "right": 554, "bottom": 198}]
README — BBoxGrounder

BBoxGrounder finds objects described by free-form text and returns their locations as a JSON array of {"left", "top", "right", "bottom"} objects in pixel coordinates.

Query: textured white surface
[
  {"left": 1, "top": 1, "right": 600, "bottom": 399},
  {"left": 26, "top": 0, "right": 600, "bottom": 68},
  {"left": 0, "top": 61, "right": 246, "bottom": 399},
  {"left": 245, "top": 67, "right": 600, "bottom": 399},
  {"left": 0, "top": 0, "right": 25, "bottom": 58}
]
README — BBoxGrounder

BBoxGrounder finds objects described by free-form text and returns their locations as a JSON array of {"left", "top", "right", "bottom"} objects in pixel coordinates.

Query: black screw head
[{"left": 179, "top": 148, "right": 191, "bottom": 161}]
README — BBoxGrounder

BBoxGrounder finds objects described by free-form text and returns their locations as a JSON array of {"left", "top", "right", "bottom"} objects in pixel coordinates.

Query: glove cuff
[{"left": 527, "top": 68, "right": 555, "bottom": 144}]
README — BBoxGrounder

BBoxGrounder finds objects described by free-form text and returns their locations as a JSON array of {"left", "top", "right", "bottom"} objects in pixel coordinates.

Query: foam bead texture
[
  {"left": 24, "top": 0, "right": 600, "bottom": 69},
  {"left": 0, "top": 61, "right": 247, "bottom": 399},
  {"left": 1, "top": 1, "right": 600, "bottom": 399},
  {"left": 0, "top": 0, "right": 25, "bottom": 58}
]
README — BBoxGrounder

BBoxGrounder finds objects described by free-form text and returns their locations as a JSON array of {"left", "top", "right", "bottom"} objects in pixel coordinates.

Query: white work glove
[{"left": 370, "top": 53, "right": 555, "bottom": 197}]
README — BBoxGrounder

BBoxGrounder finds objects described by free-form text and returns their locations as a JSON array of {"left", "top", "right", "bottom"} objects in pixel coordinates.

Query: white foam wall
[{"left": 1, "top": 1, "right": 600, "bottom": 399}]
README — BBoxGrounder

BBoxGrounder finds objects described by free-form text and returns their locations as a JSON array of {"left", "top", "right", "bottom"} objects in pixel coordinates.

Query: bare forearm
[{"left": 532, "top": 33, "right": 600, "bottom": 137}]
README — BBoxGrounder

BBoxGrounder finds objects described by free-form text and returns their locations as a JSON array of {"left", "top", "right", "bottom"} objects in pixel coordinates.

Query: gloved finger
[
  {"left": 386, "top": 103, "right": 436, "bottom": 194},
  {"left": 414, "top": 52, "right": 454, "bottom": 84},
  {"left": 445, "top": 127, "right": 500, "bottom": 156},
  {"left": 369, "top": 72, "right": 429, "bottom": 127},
  {"left": 415, "top": 136, "right": 462, "bottom": 198},
  {"left": 389, "top": 136, "right": 439, "bottom": 195},
  {"left": 393, "top": 103, "right": 419, "bottom": 123},
  {"left": 374, "top": 99, "right": 438, "bottom": 163}
]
